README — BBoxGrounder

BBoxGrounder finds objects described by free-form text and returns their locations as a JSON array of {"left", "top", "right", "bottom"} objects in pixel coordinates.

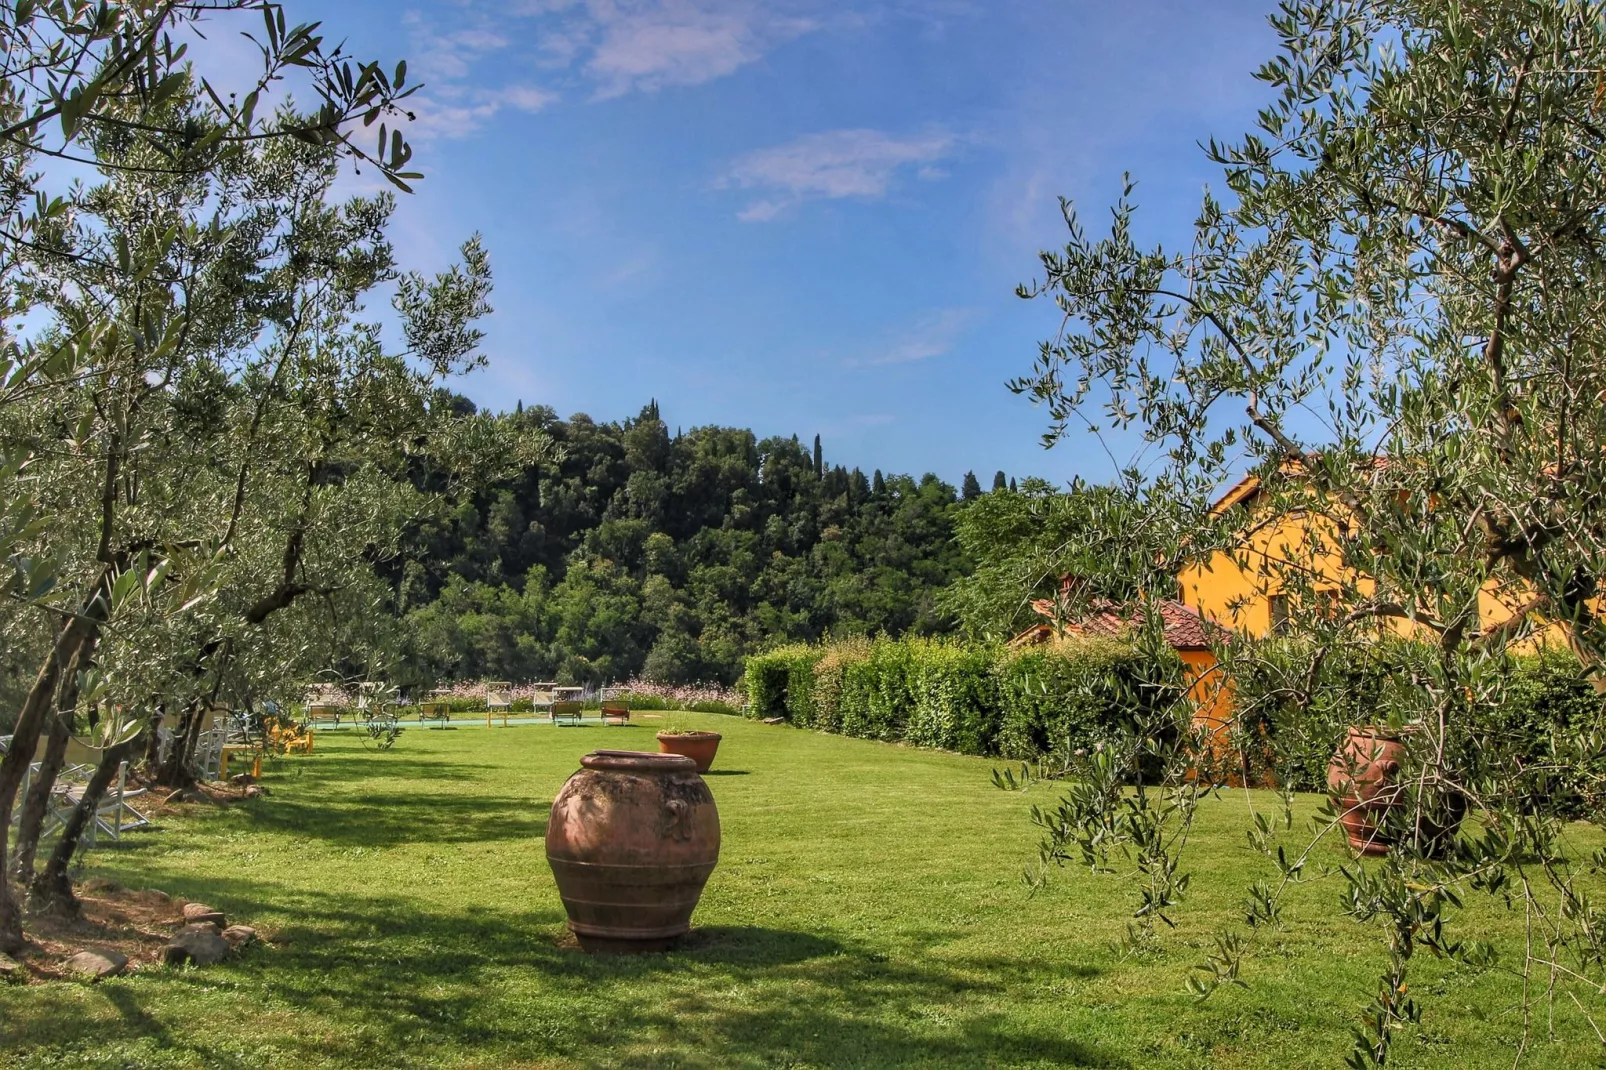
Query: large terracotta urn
[
  {"left": 1327, "top": 726, "right": 1406, "bottom": 856},
  {"left": 546, "top": 750, "right": 720, "bottom": 952},
  {"left": 657, "top": 730, "right": 721, "bottom": 773}
]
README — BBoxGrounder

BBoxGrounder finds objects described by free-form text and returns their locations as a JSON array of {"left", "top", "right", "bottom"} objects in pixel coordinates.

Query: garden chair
[
  {"left": 36, "top": 761, "right": 148, "bottom": 847},
  {"left": 530, "top": 683, "right": 557, "bottom": 719},
  {"left": 303, "top": 682, "right": 348, "bottom": 726},
  {"left": 268, "top": 723, "right": 314, "bottom": 754},
  {"left": 601, "top": 704, "right": 630, "bottom": 726},
  {"left": 485, "top": 681, "right": 512, "bottom": 727},
  {"left": 193, "top": 726, "right": 229, "bottom": 780},
  {"left": 419, "top": 701, "right": 451, "bottom": 728},
  {"left": 85, "top": 761, "right": 150, "bottom": 844},
  {"left": 220, "top": 744, "right": 262, "bottom": 780},
  {"left": 306, "top": 703, "right": 341, "bottom": 728},
  {"left": 550, "top": 700, "right": 584, "bottom": 726}
]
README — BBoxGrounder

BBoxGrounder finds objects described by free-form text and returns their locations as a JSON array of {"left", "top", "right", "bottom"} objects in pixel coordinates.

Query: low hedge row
[
  {"left": 744, "top": 636, "right": 1184, "bottom": 760},
  {"left": 1232, "top": 639, "right": 1606, "bottom": 811}
]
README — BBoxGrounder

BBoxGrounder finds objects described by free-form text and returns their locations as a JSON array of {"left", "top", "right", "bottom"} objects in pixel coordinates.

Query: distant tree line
[{"left": 391, "top": 399, "right": 1018, "bottom": 687}]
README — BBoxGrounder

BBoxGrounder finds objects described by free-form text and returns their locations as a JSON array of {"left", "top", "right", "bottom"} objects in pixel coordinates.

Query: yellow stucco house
[
  {"left": 1012, "top": 464, "right": 1577, "bottom": 783},
  {"left": 1177, "top": 469, "right": 1572, "bottom": 653}
]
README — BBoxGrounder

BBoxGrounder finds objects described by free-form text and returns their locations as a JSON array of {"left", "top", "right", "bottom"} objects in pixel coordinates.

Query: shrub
[
  {"left": 1225, "top": 637, "right": 1606, "bottom": 803},
  {"left": 742, "top": 646, "right": 806, "bottom": 721},
  {"left": 905, "top": 641, "right": 999, "bottom": 755},
  {"left": 1225, "top": 635, "right": 1404, "bottom": 791},
  {"left": 742, "top": 634, "right": 1181, "bottom": 763},
  {"left": 811, "top": 637, "right": 870, "bottom": 732},
  {"left": 1466, "top": 649, "right": 1606, "bottom": 820},
  {"left": 745, "top": 652, "right": 782, "bottom": 718},
  {"left": 992, "top": 638, "right": 1162, "bottom": 760},
  {"left": 602, "top": 692, "right": 671, "bottom": 711}
]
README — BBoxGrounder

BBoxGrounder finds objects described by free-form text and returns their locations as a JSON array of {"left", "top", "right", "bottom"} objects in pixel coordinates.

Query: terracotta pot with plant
[{"left": 657, "top": 727, "right": 721, "bottom": 772}]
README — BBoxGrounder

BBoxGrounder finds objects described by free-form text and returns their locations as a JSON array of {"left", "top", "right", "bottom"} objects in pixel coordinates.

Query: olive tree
[
  {"left": 1010, "top": 1, "right": 1606, "bottom": 1063},
  {"left": 0, "top": 2, "right": 538, "bottom": 952}
]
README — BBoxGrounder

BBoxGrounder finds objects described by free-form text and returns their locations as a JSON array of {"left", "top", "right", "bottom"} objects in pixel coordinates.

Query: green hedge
[
  {"left": 906, "top": 641, "right": 998, "bottom": 755},
  {"left": 743, "top": 644, "right": 826, "bottom": 724},
  {"left": 1229, "top": 638, "right": 1606, "bottom": 808},
  {"left": 745, "top": 635, "right": 1182, "bottom": 761}
]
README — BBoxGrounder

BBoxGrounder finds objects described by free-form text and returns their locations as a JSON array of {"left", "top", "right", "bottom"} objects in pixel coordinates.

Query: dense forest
[{"left": 391, "top": 399, "right": 1007, "bottom": 687}]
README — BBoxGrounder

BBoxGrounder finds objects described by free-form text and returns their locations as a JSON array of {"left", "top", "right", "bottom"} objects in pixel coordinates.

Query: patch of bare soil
[{"left": 9, "top": 879, "right": 270, "bottom": 983}]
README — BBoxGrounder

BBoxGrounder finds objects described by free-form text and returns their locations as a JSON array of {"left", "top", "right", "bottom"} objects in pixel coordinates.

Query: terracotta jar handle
[{"left": 666, "top": 798, "right": 691, "bottom": 840}]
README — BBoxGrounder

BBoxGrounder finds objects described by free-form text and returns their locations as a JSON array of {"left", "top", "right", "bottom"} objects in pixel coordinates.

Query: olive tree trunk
[
  {"left": 9, "top": 712, "right": 69, "bottom": 886},
  {"left": 0, "top": 615, "right": 96, "bottom": 954},
  {"left": 10, "top": 635, "right": 95, "bottom": 886},
  {"left": 28, "top": 738, "right": 136, "bottom": 918}
]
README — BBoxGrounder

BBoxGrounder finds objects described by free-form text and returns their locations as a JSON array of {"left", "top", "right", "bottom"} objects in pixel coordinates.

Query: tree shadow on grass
[
  {"left": 283, "top": 754, "right": 503, "bottom": 781},
  {"left": 235, "top": 792, "right": 550, "bottom": 847},
  {"left": 1, "top": 872, "right": 1129, "bottom": 1069}
]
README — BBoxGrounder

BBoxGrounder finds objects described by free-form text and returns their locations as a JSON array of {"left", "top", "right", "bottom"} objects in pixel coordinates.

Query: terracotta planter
[
  {"left": 546, "top": 750, "right": 720, "bottom": 953},
  {"left": 657, "top": 730, "right": 721, "bottom": 773},
  {"left": 1328, "top": 727, "right": 1467, "bottom": 858},
  {"left": 1328, "top": 726, "right": 1414, "bottom": 856}
]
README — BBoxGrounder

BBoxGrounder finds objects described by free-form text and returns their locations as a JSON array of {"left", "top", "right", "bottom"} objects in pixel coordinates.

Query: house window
[{"left": 1268, "top": 593, "right": 1291, "bottom": 634}]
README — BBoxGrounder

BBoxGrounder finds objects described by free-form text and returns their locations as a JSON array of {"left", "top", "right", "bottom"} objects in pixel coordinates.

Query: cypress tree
[
  {"left": 992, "top": 470, "right": 1007, "bottom": 491},
  {"left": 813, "top": 434, "right": 823, "bottom": 477},
  {"left": 873, "top": 469, "right": 886, "bottom": 495},
  {"left": 961, "top": 471, "right": 982, "bottom": 501},
  {"left": 849, "top": 468, "right": 870, "bottom": 503}
]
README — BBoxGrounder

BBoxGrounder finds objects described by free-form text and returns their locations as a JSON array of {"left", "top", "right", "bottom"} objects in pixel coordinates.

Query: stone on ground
[
  {"left": 65, "top": 949, "right": 127, "bottom": 981},
  {"left": 0, "top": 952, "right": 24, "bottom": 983},
  {"left": 221, "top": 925, "right": 257, "bottom": 949},
  {"left": 163, "top": 924, "right": 231, "bottom": 966},
  {"left": 181, "top": 902, "right": 227, "bottom": 928}
]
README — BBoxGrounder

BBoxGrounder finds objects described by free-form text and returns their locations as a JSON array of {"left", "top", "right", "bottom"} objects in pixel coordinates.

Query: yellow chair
[{"left": 220, "top": 745, "right": 263, "bottom": 779}]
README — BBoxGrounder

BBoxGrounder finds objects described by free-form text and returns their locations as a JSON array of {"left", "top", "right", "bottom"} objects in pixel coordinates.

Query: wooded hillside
[{"left": 392, "top": 399, "right": 988, "bottom": 686}]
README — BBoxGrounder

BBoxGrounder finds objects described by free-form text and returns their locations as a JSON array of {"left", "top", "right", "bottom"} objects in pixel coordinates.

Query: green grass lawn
[{"left": 2, "top": 712, "right": 1602, "bottom": 1069}]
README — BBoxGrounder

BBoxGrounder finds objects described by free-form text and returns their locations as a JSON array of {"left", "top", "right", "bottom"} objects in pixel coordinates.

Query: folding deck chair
[
  {"left": 550, "top": 700, "right": 584, "bottom": 726},
  {"left": 485, "top": 682, "right": 512, "bottom": 727},
  {"left": 33, "top": 760, "right": 150, "bottom": 846}
]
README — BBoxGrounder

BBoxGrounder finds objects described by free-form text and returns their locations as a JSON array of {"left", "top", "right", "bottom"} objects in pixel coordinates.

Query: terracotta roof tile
[{"left": 1036, "top": 598, "right": 1227, "bottom": 651}]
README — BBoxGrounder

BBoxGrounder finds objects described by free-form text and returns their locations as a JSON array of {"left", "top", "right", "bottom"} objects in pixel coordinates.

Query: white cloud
[
  {"left": 401, "top": 8, "right": 561, "bottom": 139},
  {"left": 405, "top": 83, "right": 558, "bottom": 140},
  {"left": 870, "top": 308, "right": 979, "bottom": 365},
  {"left": 411, "top": 1, "right": 821, "bottom": 115},
  {"left": 405, "top": 13, "right": 512, "bottom": 81},
  {"left": 721, "top": 128, "right": 956, "bottom": 220},
  {"left": 505, "top": 85, "right": 561, "bottom": 112},
  {"left": 585, "top": 2, "right": 816, "bottom": 98}
]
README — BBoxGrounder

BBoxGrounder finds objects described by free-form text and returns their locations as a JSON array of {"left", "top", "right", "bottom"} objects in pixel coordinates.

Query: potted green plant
[{"left": 656, "top": 725, "right": 722, "bottom": 773}]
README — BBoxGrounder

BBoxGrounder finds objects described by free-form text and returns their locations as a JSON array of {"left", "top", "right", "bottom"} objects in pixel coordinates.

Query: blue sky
[{"left": 290, "top": 0, "right": 1280, "bottom": 486}]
